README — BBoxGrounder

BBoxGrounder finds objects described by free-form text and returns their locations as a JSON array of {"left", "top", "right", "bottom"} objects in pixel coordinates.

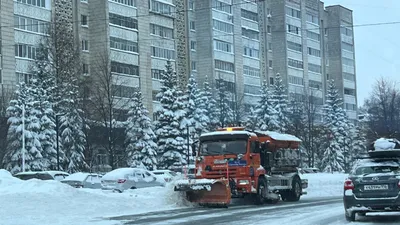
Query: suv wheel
[{"left": 345, "top": 210, "right": 356, "bottom": 221}]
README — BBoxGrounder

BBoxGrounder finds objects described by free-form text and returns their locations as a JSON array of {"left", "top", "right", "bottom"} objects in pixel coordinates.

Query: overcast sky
[{"left": 322, "top": 0, "right": 400, "bottom": 105}]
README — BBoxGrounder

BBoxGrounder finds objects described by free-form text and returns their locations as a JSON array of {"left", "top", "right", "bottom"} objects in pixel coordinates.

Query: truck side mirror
[{"left": 191, "top": 143, "right": 197, "bottom": 156}]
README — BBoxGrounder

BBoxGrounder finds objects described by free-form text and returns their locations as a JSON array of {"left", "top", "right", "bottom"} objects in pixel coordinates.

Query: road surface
[{"left": 106, "top": 196, "right": 400, "bottom": 225}]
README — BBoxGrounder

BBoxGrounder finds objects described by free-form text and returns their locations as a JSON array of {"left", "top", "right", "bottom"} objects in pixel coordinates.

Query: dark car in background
[
  {"left": 14, "top": 171, "right": 69, "bottom": 181},
  {"left": 343, "top": 150, "right": 400, "bottom": 221}
]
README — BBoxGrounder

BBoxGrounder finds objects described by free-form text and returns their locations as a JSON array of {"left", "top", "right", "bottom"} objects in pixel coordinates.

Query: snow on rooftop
[
  {"left": 200, "top": 130, "right": 256, "bottom": 138},
  {"left": 255, "top": 130, "right": 302, "bottom": 142}
]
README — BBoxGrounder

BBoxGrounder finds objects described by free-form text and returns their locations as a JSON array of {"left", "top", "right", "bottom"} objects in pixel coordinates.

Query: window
[
  {"left": 110, "top": 37, "right": 138, "bottom": 53},
  {"left": 345, "top": 103, "right": 357, "bottom": 111},
  {"left": 243, "top": 66, "right": 260, "bottom": 77},
  {"left": 286, "top": 7, "right": 301, "bottom": 19},
  {"left": 309, "top": 80, "right": 322, "bottom": 89},
  {"left": 112, "top": 84, "right": 137, "bottom": 98},
  {"left": 341, "top": 26, "right": 353, "bottom": 37},
  {"left": 244, "top": 84, "right": 261, "bottom": 95},
  {"left": 288, "top": 75, "right": 304, "bottom": 85},
  {"left": 307, "top": 31, "right": 320, "bottom": 41},
  {"left": 344, "top": 88, "right": 356, "bottom": 96},
  {"left": 215, "top": 60, "right": 234, "bottom": 72},
  {"left": 190, "top": 41, "right": 196, "bottom": 51},
  {"left": 342, "top": 42, "right": 354, "bottom": 52},
  {"left": 110, "top": 0, "right": 136, "bottom": 7},
  {"left": 342, "top": 57, "right": 354, "bottom": 67},
  {"left": 16, "top": 0, "right": 46, "bottom": 8},
  {"left": 308, "top": 47, "right": 320, "bottom": 57},
  {"left": 190, "top": 21, "right": 195, "bottom": 30},
  {"left": 267, "top": 25, "right": 271, "bottom": 34},
  {"left": 268, "top": 60, "right": 272, "bottom": 68},
  {"left": 151, "top": 69, "right": 164, "bottom": 80},
  {"left": 14, "top": 15, "right": 49, "bottom": 34},
  {"left": 109, "top": 13, "right": 138, "bottom": 29},
  {"left": 81, "top": 15, "right": 88, "bottom": 26},
  {"left": 269, "top": 77, "right": 274, "bottom": 85},
  {"left": 214, "top": 39, "right": 232, "bottom": 53},
  {"left": 287, "top": 24, "right": 300, "bottom": 35},
  {"left": 213, "top": 19, "right": 233, "bottom": 33},
  {"left": 15, "top": 44, "right": 37, "bottom": 59},
  {"left": 288, "top": 58, "right": 303, "bottom": 69},
  {"left": 111, "top": 61, "right": 139, "bottom": 76},
  {"left": 242, "top": 28, "right": 259, "bottom": 40},
  {"left": 16, "top": 72, "right": 33, "bottom": 84},
  {"left": 152, "top": 90, "right": 161, "bottom": 101},
  {"left": 343, "top": 72, "right": 355, "bottom": 81},
  {"left": 151, "top": 46, "right": 175, "bottom": 59},
  {"left": 308, "top": 63, "right": 321, "bottom": 73},
  {"left": 82, "top": 64, "right": 89, "bottom": 74},
  {"left": 82, "top": 40, "right": 89, "bottom": 51},
  {"left": 191, "top": 61, "right": 196, "bottom": 71},
  {"left": 243, "top": 47, "right": 259, "bottom": 58},
  {"left": 241, "top": 9, "right": 258, "bottom": 22},
  {"left": 188, "top": 0, "right": 194, "bottom": 10},
  {"left": 216, "top": 79, "right": 235, "bottom": 93},
  {"left": 212, "top": 0, "right": 231, "bottom": 14},
  {"left": 268, "top": 42, "right": 272, "bottom": 51},
  {"left": 150, "top": 24, "right": 173, "bottom": 38},
  {"left": 150, "top": 0, "right": 175, "bottom": 17},
  {"left": 306, "top": 13, "right": 318, "bottom": 24},
  {"left": 287, "top": 41, "right": 302, "bottom": 52}
]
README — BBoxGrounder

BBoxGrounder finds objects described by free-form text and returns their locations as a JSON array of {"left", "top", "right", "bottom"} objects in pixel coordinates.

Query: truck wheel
[
  {"left": 254, "top": 177, "right": 267, "bottom": 205},
  {"left": 286, "top": 176, "right": 301, "bottom": 202}
]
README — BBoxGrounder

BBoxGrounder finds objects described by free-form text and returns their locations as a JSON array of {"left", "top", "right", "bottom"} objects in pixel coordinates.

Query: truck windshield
[{"left": 200, "top": 140, "right": 247, "bottom": 156}]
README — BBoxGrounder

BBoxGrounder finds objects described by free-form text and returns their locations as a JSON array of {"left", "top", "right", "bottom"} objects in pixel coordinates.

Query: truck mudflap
[{"left": 174, "top": 178, "right": 231, "bottom": 207}]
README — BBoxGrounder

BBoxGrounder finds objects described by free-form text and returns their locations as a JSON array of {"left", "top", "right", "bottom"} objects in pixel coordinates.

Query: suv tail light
[
  {"left": 117, "top": 179, "right": 126, "bottom": 183},
  {"left": 397, "top": 180, "right": 400, "bottom": 188},
  {"left": 344, "top": 179, "right": 354, "bottom": 190}
]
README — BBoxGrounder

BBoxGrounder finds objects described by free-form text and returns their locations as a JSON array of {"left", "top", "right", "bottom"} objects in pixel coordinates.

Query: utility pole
[
  {"left": 56, "top": 114, "right": 60, "bottom": 170},
  {"left": 187, "top": 125, "right": 190, "bottom": 165},
  {"left": 22, "top": 104, "right": 25, "bottom": 172}
]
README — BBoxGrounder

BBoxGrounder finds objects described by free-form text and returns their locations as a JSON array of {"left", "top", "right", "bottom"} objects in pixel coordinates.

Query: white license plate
[{"left": 364, "top": 184, "right": 389, "bottom": 190}]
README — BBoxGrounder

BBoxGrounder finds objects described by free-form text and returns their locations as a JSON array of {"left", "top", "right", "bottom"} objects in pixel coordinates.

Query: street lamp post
[{"left": 22, "top": 104, "right": 25, "bottom": 172}]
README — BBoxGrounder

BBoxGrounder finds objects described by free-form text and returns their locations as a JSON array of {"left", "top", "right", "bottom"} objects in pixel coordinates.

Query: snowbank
[
  {"left": 0, "top": 169, "right": 182, "bottom": 225},
  {"left": 301, "top": 172, "right": 348, "bottom": 198}
]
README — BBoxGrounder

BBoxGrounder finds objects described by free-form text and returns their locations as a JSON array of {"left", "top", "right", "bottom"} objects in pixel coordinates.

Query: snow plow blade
[{"left": 174, "top": 179, "right": 231, "bottom": 207}]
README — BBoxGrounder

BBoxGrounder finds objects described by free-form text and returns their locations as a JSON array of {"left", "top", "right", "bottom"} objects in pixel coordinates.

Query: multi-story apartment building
[{"left": 324, "top": 5, "right": 357, "bottom": 122}]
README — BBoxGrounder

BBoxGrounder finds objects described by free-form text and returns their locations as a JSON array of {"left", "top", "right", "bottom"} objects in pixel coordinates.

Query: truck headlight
[{"left": 239, "top": 180, "right": 249, "bottom": 185}]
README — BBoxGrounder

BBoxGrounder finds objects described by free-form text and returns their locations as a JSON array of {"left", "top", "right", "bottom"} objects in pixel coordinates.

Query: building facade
[{"left": 0, "top": 0, "right": 357, "bottom": 121}]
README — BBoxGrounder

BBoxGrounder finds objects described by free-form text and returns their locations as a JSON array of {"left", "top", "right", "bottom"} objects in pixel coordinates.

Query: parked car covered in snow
[
  {"left": 152, "top": 170, "right": 178, "bottom": 182},
  {"left": 101, "top": 168, "right": 165, "bottom": 192},
  {"left": 60, "top": 172, "right": 102, "bottom": 189},
  {"left": 14, "top": 171, "right": 69, "bottom": 181}
]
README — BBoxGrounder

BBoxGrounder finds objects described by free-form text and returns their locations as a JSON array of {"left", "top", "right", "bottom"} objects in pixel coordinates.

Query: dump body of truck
[{"left": 174, "top": 127, "right": 308, "bottom": 207}]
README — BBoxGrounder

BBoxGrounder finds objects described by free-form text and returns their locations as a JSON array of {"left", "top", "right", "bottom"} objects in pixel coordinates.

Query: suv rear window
[{"left": 354, "top": 165, "right": 400, "bottom": 175}]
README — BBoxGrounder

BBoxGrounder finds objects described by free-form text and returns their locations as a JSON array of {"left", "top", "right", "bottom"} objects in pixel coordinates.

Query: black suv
[{"left": 343, "top": 150, "right": 400, "bottom": 221}]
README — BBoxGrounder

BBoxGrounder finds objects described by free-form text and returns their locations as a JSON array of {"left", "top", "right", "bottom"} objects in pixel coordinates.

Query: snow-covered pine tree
[
  {"left": 256, "top": 80, "right": 279, "bottom": 131},
  {"left": 202, "top": 76, "right": 218, "bottom": 131},
  {"left": 193, "top": 78, "right": 210, "bottom": 137},
  {"left": 215, "top": 78, "right": 234, "bottom": 127},
  {"left": 271, "top": 73, "right": 290, "bottom": 132},
  {"left": 125, "top": 90, "right": 158, "bottom": 170},
  {"left": 351, "top": 125, "right": 367, "bottom": 165},
  {"left": 59, "top": 77, "right": 88, "bottom": 173},
  {"left": 3, "top": 83, "right": 44, "bottom": 173},
  {"left": 245, "top": 106, "right": 258, "bottom": 131},
  {"left": 321, "top": 80, "right": 345, "bottom": 172},
  {"left": 155, "top": 60, "right": 187, "bottom": 169}
]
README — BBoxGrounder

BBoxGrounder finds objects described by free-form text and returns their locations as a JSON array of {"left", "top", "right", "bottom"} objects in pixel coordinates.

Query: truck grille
[{"left": 204, "top": 168, "right": 238, "bottom": 179}]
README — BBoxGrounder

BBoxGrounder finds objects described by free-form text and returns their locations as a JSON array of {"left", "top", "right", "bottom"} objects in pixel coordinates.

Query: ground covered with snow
[{"left": 0, "top": 170, "right": 348, "bottom": 225}]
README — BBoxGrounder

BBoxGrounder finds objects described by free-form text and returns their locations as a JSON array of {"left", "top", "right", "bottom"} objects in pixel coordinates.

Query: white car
[
  {"left": 101, "top": 168, "right": 166, "bottom": 192},
  {"left": 152, "top": 170, "right": 178, "bottom": 182},
  {"left": 14, "top": 171, "right": 69, "bottom": 181},
  {"left": 61, "top": 172, "right": 102, "bottom": 189}
]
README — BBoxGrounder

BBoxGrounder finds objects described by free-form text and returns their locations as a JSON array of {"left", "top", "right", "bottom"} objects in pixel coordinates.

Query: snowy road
[{"left": 108, "top": 196, "right": 400, "bottom": 225}]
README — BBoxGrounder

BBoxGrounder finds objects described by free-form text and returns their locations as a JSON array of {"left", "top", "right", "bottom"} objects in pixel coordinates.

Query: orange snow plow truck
[{"left": 174, "top": 127, "right": 308, "bottom": 207}]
